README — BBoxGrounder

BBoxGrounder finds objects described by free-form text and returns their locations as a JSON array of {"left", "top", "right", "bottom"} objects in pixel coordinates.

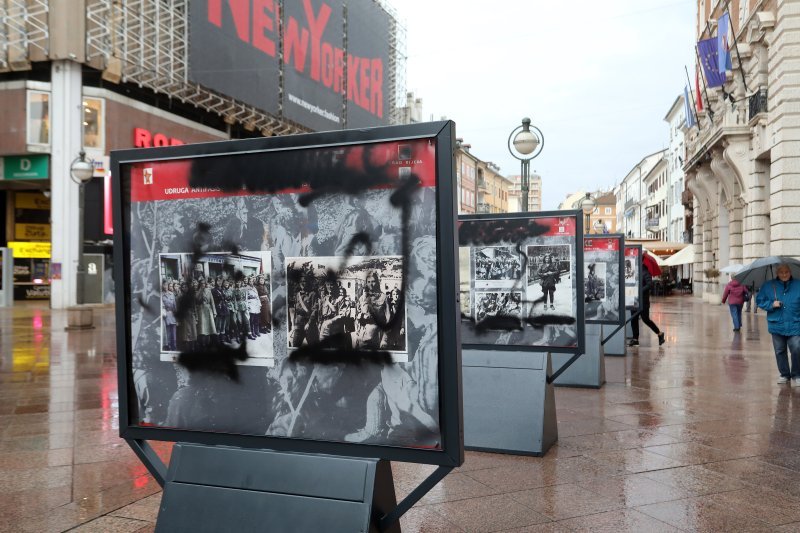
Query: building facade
[
  {"left": 456, "top": 142, "right": 512, "bottom": 214},
  {"left": 684, "top": 0, "right": 800, "bottom": 302},
  {"left": 559, "top": 190, "right": 617, "bottom": 233},
  {"left": 507, "top": 173, "right": 542, "bottom": 212},
  {"left": 0, "top": 1, "right": 405, "bottom": 307},
  {"left": 664, "top": 95, "right": 690, "bottom": 244},
  {"left": 615, "top": 151, "right": 666, "bottom": 238}
]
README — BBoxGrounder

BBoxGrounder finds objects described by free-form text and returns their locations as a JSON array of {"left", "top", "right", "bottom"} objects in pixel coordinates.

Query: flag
[
  {"left": 698, "top": 38, "right": 726, "bottom": 87},
  {"left": 684, "top": 86, "right": 696, "bottom": 128},
  {"left": 695, "top": 69, "right": 703, "bottom": 111},
  {"left": 718, "top": 13, "right": 733, "bottom": 72}
]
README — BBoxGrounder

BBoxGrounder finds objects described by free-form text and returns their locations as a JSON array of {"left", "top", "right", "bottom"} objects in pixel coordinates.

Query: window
[
  {"left": 82, "top": 97, "right": 105, "bottom": 150},
  {"left": 27, "top": 90, "right": 50, "bottom": 146},
  {"left": 604, "top": 207, "right": 612, "bottom": 215}
]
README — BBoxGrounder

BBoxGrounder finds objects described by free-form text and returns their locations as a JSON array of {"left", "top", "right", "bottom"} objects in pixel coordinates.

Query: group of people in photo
[
  {"left": 288, "top": 266, "right": 405, "bottom": 352},
  {"left": 474, "top": 292, "right": 523, "bottom": 322},
  {"left": 161, "top": 273, "right": 271, "bottom": 352},
  {"left": 474, "top": 252, "right": 522, "bottom": 281}
]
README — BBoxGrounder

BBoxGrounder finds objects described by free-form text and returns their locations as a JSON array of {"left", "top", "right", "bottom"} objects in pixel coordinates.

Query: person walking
[
  {"left": 722, "top": 275, "right": 749, "bottom": 332},
  {"left": 629, "top": 265, "right": 666, "bottom": 347},
  {"left": 756, "top": 263, "right": 800, "bottom": 385}
]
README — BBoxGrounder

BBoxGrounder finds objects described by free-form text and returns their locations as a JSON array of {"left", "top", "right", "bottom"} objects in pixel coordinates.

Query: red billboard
[{"left": 189, "top": 0, "right": 392, "bottom": 131}]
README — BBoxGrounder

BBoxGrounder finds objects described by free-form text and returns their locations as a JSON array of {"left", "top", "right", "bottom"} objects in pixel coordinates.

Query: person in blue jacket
[{"left": 757, "top": 263, "right": 800, "bottom": 385}]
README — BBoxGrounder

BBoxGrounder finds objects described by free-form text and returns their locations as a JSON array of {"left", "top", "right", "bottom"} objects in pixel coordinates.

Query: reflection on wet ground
[{"left": 1, "top": 297, "right": 799, "bottom": 531}]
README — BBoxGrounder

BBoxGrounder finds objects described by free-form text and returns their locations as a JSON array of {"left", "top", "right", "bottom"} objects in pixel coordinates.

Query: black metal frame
[
  {"left": 457, "top": 210, "right": 585, "bottom": 355},
  {"left": 584, "top": 233, "right": 625, "bottom": 326},
  {"left": 624, "top": 244, "right": 644, "bottom": 311},
  {"left": 111, "top": 121, "right": 464, "bottom": 467}
]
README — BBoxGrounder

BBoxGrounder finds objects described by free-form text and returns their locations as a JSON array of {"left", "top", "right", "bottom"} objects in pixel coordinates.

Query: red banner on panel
[
  {"left": 584, "top": 237, "right": 620, "bottom": 252},
  {"left": 129, "top": 139, "right": 436, "bottom": 203},
  {"left": 537, "top": 216, "right": 577, "bottom": 237},
  {"left": 624, "top": 246, "right": 640, "bottom": 258}
]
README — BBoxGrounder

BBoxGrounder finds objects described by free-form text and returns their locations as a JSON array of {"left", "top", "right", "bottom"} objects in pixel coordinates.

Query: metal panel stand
[
  {"left": 0, "top": 248, "right": 12, "bottom": 307},
  {"left": 625, "top": 309, "right": 633, "bottom": 338},
  {"left": 154, "top": 443, "right": 400, "bottom": 533},
  {"left": 603, "top": 321, "right": 627, "bottom": 356},
  {"left": 462, "top": 349, "right": 557, "bottom": 456},
  {"left": 552, "top": 324, "right": 605, "bottom": 388}
]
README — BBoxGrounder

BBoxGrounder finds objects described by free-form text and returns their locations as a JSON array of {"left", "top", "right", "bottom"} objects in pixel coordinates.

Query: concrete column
[
  {"left": 703, "top": 213, "right": 714, "bottom": 302},
  {"left": 766, "top": 1, "right": 800, "bottom": 257},
  {"left": 692, "top": 197, "right": 703, "bottom": 298},
  {"left": 49, "top": 60, "right": 84, "bottom": 309},
  {"left": 729, "top": 199, "right": 743, "bottom": 265},
  {"left": 744, "top": 159, "right": 770, "bottom": 263}
]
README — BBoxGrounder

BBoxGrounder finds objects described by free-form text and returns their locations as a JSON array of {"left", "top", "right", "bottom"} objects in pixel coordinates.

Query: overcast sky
[{"left": 394, "top": 0, "right": 697, "bottom": 209}]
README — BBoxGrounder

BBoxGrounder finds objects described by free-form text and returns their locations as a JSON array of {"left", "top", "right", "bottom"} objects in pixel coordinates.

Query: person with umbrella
[
  {"left": 722, "top": 274, "right": 749, "bottom": 333},
  {"left": 754, "top": 263, "right": 800, "bottom": 385},
  {"left": 629, "top": 252, "right": 666, "bottom": 347}
]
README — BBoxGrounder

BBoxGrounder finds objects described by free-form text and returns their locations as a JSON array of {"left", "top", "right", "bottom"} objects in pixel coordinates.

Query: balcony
[
  {"left": 624, "top": 198, "right": 639, "bottom": 211},
  {"left": 477, "top": 178, "right": 488, "bottom": 192},
  {"left": 681, "top": 189, "right": 693, "bottom": 208},
  {"left": 749, "top": 88, "right": 768, "bottom": 121},
  {"left": 477, "top": 202, "right": 490, "bottom": 214},
  {"left": 645, "top": 217, "right": 661, "bottom": 231}
]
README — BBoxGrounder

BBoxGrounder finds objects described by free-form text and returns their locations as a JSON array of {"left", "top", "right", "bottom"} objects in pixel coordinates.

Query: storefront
[{"left": 0, "top": 81, "right": 228, "bottom": 303}]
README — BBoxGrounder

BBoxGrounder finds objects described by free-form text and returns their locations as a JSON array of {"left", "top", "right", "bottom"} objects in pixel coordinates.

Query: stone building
[
  {"left": 683, "top": 0, "right": 800, "bottom": 302},
  {"left": 508, "top": 173, "right": 542, "bottom": 212}
]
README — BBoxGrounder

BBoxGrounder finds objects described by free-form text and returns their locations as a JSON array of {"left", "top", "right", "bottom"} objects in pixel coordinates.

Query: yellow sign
[
  {"left": 15, "top": 223, "right": 51, "bottom": 240},
  {"left": 15, "top": 192, "right": 51, "bottom": 210},
  {"left": 8, "top": 241, "right": 51, "bottom": 259}
]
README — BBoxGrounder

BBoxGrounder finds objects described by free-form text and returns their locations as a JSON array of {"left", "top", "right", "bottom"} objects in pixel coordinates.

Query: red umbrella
[{"left": 642, "top": 252, "right": 662, "bottom": 277}]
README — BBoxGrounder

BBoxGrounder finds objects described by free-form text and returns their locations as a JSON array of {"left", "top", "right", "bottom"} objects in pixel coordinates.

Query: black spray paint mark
[
  {"left": 176, "top": 342, "right": 249, "bottom": 381},
  {"left": 458, "top": 218, "right": 550, "bottom": 246},
  {"left": 189, "top": 146, "right": 394, "bottom": 196},
  {"left": 289, "top": 334, "right": 393, "bottom": 365}
]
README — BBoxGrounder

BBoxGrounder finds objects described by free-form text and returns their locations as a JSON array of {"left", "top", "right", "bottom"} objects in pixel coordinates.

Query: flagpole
[
  {"left": 722, "top": 1, "right": 751, "bottom": 93},
  {"left": 684, "top": 65, "right": 701, "bottom": 128},
  {"left": 693, "top": 45, "right": 715, "bottom": 125}
]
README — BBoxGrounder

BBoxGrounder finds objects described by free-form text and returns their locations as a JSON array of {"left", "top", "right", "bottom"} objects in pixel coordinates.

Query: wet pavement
[{"left": 2, "top": 296, "right": 800, "bottom": 532}]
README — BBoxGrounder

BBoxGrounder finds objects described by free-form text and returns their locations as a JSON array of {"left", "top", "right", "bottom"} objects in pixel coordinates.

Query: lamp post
[
  {"left": 69, "top": 150, "right": 94, "bottom": 305},
  {"left": 579, "top": 192, "right": 597, "bottom": 235},
  {"left": 508, "top": 117, "right": 544, "bottom": 212}
]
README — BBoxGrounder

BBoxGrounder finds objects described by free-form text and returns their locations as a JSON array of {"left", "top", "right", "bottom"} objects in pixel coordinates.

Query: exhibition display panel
[
  {"left": 624, "top": 244, "right": 643, "bottom": 311},
  {"left": 456, "top": 211, "right": 583, "bottom": 456},
  {"left": 112, "top": 121, "right": 463, "bottom": 468},
  {"left": 458, "top": 211, "right": 585, "bottom": 354},
  {"left": 583, "top": 234, "right": 625, "bottom": 326}
]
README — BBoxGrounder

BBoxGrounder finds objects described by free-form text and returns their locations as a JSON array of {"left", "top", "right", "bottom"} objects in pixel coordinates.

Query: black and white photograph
[
  {"left": 473, "top": 246, "right": 524, "bottom": 289},
  {"left": 474, "top": 291, "right": 525, "bottom": 327},
  {"left": 285, "top": 256, "right": 407, "bottom": 361},
  {"left": 526, "top": 244, "right": 573, "bottom": 317},
  {"left": 158, "top": 251, "right": 274, "bottom": 366},
  {"left": 625, "top": 247, "right": 641, "bottom": 309},
  {"left": 584, "top": 262, "right": 607, "bottom": 303},
  {"left": 459, "top": 247, "right": 471, "bottom": 317}
]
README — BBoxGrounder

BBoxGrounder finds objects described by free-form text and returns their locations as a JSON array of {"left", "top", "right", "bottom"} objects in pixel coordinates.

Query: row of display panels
[{"left": 112, "top": 121, "right": 643, "bottom": 469}]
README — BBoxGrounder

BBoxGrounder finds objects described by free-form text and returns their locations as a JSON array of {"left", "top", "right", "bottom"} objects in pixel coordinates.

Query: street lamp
[
  {"left": 579, "top": 192, "right": 597, "bottom": 234},
  {"left": 507, "top": 117, "right": 544, "bottom": 212},
  {"left": 69, "top": 150, "right": 94, "bottom": 305}
]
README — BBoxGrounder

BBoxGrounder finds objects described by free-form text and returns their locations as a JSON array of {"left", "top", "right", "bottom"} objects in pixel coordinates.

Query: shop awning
[{"left": 663, "top": 244, "right": 696, "bottom": 266}]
